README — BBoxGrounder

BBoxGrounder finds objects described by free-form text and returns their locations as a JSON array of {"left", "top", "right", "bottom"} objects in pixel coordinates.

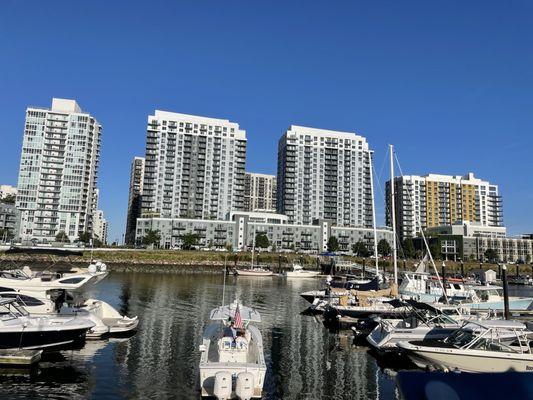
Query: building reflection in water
[{"left": 1, "top": 271, "right": 398, "bottom": 399}]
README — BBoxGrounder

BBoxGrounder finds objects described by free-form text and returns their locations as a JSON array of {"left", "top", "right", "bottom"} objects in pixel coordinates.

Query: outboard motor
[
  {"left": 213, "top": 371, "right": 232, "bottom": 400},
  {"left": 235, "top": 372, "right": 254, "bottom": 400}
]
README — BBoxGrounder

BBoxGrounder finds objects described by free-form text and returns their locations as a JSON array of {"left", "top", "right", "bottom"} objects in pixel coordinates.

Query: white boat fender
[
  {"left": 235, "top": 372, "right": 254, "bottom": 400},
  {"left": 88, "top": 264, "right": 97, "bottom": 273},
  {"left": 213, "top": 371, "right": 232, "bottom": 400}
]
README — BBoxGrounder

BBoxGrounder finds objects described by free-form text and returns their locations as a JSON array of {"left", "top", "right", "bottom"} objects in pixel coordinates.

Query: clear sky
[{"left": 1, "top": 1, "right": 532, "bottom": 242}]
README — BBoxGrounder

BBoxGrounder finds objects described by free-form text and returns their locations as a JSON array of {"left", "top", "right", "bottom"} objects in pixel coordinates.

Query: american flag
[{"left": 234, "top": 304, "right": 244, "bottom": 329}]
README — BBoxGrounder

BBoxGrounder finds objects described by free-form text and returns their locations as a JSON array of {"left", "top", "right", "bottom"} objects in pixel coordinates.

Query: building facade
[
  {"left": 16, "top": 98, "right": 102, "bottom": 243},
  {"left": 141, "top": 111, "right": 247, "bottom": 221},
  {"left": 93, "top": 209, "right": 108, "bottom": 245},
  {"left": 0, "top": 203, "right": 20, "bottom": 241},
  {"left": 0, "top": 185, "right": 17, "bottom": 200},
  {"left": 386, "top": 173, "right": 503, "bottom": 240},
  {"left": 135, "top": 214, "right": 392, "bottom": 252},
  {"left": 125, "top": 156, "right": 145, "bottom": 245},
  {"left": 277, "top": 125, "right": 373, "bottom": 227},
  {"left": 244, "top": 172, "right": 276, "bottom": 212}
]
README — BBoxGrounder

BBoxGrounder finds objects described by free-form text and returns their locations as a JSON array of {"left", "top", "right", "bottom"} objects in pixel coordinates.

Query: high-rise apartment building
[
  {"left": 386, "top": 173, "right": 503, "bottom": 240},
  {"left": 16, "top": 98, "right": 101, "bottom": 243},
  {"left": 141, "top": 111, "right": 247, "bottom": 220},
  {"left": 244, "top": 172, "right": 276, "bottom": 212},
  {"left": 277, "top": 125, "right": 373, "bottom": 227},
  {"left": 93, "top": 209, "right": 108, "bottom": 245},
  {"left": 125, "top": 157, "right": 145, "bottom": 244}
]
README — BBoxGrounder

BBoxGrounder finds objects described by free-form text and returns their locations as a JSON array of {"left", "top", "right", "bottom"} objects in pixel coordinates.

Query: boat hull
[
  {"left": 285, "top": 271, "right": 320, "bottom": 278},
  {"left": 399, "top": 342, "right": 533, "bottom": 372},
  {"left": 0, "top": 327, "right": 89, "bottom": 350},
  {"left": 235, "top": 270, "right": 273, "bottom": 276}
]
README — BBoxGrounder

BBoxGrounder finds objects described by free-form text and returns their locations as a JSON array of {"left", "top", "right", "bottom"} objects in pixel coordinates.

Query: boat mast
[
  {"left": 251, "top": 225, "right": 256, "bottom": 268},
  {"left": 368, "top": 150, "right": 379, "bottom": 276},
  {"left": 389, "top": 144, "right": 398, "bottom": 286}
]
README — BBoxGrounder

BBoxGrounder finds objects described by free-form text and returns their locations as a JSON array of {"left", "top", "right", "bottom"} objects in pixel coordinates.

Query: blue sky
[{"left": 1, "top": 1, "right": 532, "bottom": 242}]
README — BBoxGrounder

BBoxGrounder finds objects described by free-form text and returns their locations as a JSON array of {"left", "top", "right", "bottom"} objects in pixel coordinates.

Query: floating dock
[{"left": 0, "top": 349, "right": 42, "bottom": 366}]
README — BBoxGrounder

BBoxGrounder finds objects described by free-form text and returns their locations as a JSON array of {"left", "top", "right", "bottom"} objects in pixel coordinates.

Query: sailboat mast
[
  {"left": 389, "top": 144, "right": 398, "bottom": 286},
  {"left": 368, "top": 150, "right": 379, "bottom": 276},
  {"left": 251, "top": 225, "right": 255, "bottom": 268}
]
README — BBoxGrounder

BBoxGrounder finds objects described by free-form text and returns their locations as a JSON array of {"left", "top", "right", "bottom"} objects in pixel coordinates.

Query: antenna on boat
[
  {"left": 368, "top": 150, "right": 379, "bottom": 277},
  {"left": 393, "top": 153, "right": 449, "bottom": 304},
  {"left": 222, "top": 254, "right": 227, "bottom": 307},
  {"left": 389, "top": 144, "right": 398, "bottom": 286}
]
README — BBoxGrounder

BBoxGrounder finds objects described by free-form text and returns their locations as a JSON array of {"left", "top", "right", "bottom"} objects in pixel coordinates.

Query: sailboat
[{"left": 235, "top": 226, "right": 273, "bottom": 277}]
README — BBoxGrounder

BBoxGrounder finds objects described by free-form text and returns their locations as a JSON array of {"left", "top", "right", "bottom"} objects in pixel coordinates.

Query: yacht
[
  {"left": 0, "top": 297, "right": 94, "bottom": 349},
  {"left": 397, "top": 320, "right": 533, "bottom": 372},
  {"left": 0, "top": 261, "right": 108, "bottom": 294},
  {"left": 0, "top": 290, "right": 138, "bottom": 339},
  {"left": 199, "top": 300, "right": 266, "bottom": 399},
  {"left": 300, "top": 275, "right": 380, "bottom": 304},
  {"left": 284, "top": 263, "right": 320, "bottom": 278},
  {"left": 366, "top": 300, "right": 476, "bottom": 352},
  {"left": 462, "top": 286, "right": 533, "bottom": 311}
]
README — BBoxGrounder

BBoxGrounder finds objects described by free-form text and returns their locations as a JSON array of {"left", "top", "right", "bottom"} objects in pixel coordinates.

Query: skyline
[{"left": 1, "top": 1, "right": 533, "bottom": 242}]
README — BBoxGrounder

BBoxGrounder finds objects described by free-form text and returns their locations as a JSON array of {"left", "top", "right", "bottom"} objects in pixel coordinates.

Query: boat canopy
[
  {"left": 5, "top": 246, "right": 84, "bottom": 257},
  {"left": 209, "top": 303, "right": 262, "bottom": 323},
  {"left": 463, "top": 320, "right": 526, "bottom": 331}
]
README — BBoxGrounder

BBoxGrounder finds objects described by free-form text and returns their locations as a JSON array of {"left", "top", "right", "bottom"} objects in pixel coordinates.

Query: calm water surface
[{"left": 7, "top": 272, "right": 530, "bottom": 399}]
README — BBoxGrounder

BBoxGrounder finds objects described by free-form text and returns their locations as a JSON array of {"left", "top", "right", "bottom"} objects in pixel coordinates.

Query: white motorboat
[
  {"left": 366, "top": 300, "right": 477, "bottom": 352},
  {"left": 199, "top": 300, "right": 266, "bottom": 399},
  {"left": 234, "top": 268, "right": 273, "bottom": 277},
  {"left": 0, "top": 298, "right": 95, "bottom": 350},
  {"left": 0, "top": 290, "right": 138, "bottom": 339},
  {"left": 0, "top": 261, "right": 108, "bottom": 294},
  {"left": 397, "top": 320, "right": 533, "bottom": 372},
  {"left": 284, "top": 263, "right": 320, "bottom": 278}
]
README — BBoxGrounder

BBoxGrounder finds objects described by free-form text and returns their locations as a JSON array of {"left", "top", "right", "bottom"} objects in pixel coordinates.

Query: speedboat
[
  {"left": 367, "top": 300, "right": 476, "bottom": 352},
  {"left": 397, "top": 320, "right": 533, "bottom": 372},
  {"left": 199, "top": 300, "right": 266, "bottom": 399},
  {"left": 0, "top": 290, "right": 138, "bottom": 339},
  {"left": 0, "top": 298, "right": 94, "bottom": 350},
  {"left": 284, "top": 263, "right": 320, "bottom": 278},
  {"left": 234, "top": 268, "right": 273, "bottom": 277},
  {"left": 300, "top": 275, "right": 380, "bottom": 304},
  {"left": 461, "top": 286, "right": 533, "bottom": 311}
]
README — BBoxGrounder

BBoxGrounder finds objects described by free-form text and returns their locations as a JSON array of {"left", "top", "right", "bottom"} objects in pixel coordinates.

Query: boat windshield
[
  {"left": 0, "top": 270, "right": 30, "bottom": 280},
  {"left": 445, "top": 329, "right": 476, "bottom": 348}
]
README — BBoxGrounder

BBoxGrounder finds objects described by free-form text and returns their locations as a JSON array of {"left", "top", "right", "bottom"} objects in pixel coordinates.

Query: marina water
[{"left": 2, "top": 271, "right": 531, "bottom": 399}]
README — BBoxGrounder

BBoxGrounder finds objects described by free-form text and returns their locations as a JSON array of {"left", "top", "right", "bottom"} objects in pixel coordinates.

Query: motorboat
[
  {"left": 461, "top": 286, "right": 533, "bottom": 311},
  {"left": 397, "top": 320, "right": 533, "bottom": 372},
  {"left": 0, "top": 298, "right": 94, "bottom": 350},
  {"left": 0, "top": 262, "right": 108, "bottom": 294},
  {"left": 0, "top": 290, "right": 138, "bottom": 339},
  {"left": 234, "top": 268, "right": 273, "bottom": 277},
  {"left": 367, "top": 300, "right": 476, "bottom": 352},
  {"left": 199, "top": 300, "right": 266, "bottom": 399},
  {"left": 300, "top": 276, "right": 380, "bottom": 304},
  {"left": 284, "top": 263, "right": 320, "bottom": 278}
]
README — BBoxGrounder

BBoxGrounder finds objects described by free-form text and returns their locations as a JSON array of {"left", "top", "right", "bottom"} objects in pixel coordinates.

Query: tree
[
  {"left": 93, "top": 238, "right": 103, "bottom": 248},
  {"left": 78, "top": 231, "right": 91, "bottom": 245},
  {"left": 377, "top": 239, "right": 392, "bottom": 257},
  {"left": 484, "top": 248, "right": 498, "bottom": 263},
  {"left": 403, "top": 238, "right": 416, "bottom": 259},
  {"left": 55, "top": 231, "right": 70, "bottom": 243},
  {"left": 142, "top": 229, "right": 161, "bottom": 247},
  {"left": 429, "top": 241, "right": 441, "bottom": 260},
  {"left": 255, "top": 233, "right": 270, "bottom": 249},
  {"left": 0, "top": 194, "right": 15, "bottom": 204},
  {"left": 271, "top": 243, "right": 277, "bottom": 253},
  {"left": 352, "top": 240, "right": 370, "bottom": 257},
  {"left": 327, "top": 236, "right": 339, "bottom": 253},
  {"left": 526, "top": 254, "right": 531, "bottom": 264},
  {"left": 180, "top": 232, "right": 199, "bottom": 250}
]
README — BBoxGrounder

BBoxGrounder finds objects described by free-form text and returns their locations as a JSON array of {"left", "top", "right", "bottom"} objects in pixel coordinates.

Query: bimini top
[
  {"left": 5, "top": 246, "right": 84, "bottom": 257},
  {"left": 463, "top": 319, "right": 526, "bottom": 331},
  {"left": 209, "top": 301, "right": 262, "bottom": 323}
]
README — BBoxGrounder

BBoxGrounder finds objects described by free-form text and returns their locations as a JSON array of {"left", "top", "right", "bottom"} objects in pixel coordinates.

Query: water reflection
[{"left": 0, "top": 272, "right": 399, "bottom": 399}]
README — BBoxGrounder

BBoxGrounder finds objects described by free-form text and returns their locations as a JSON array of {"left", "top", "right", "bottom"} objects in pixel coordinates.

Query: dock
[{"left": 0, "top": 349, "right": 42, "bottom": 366}]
